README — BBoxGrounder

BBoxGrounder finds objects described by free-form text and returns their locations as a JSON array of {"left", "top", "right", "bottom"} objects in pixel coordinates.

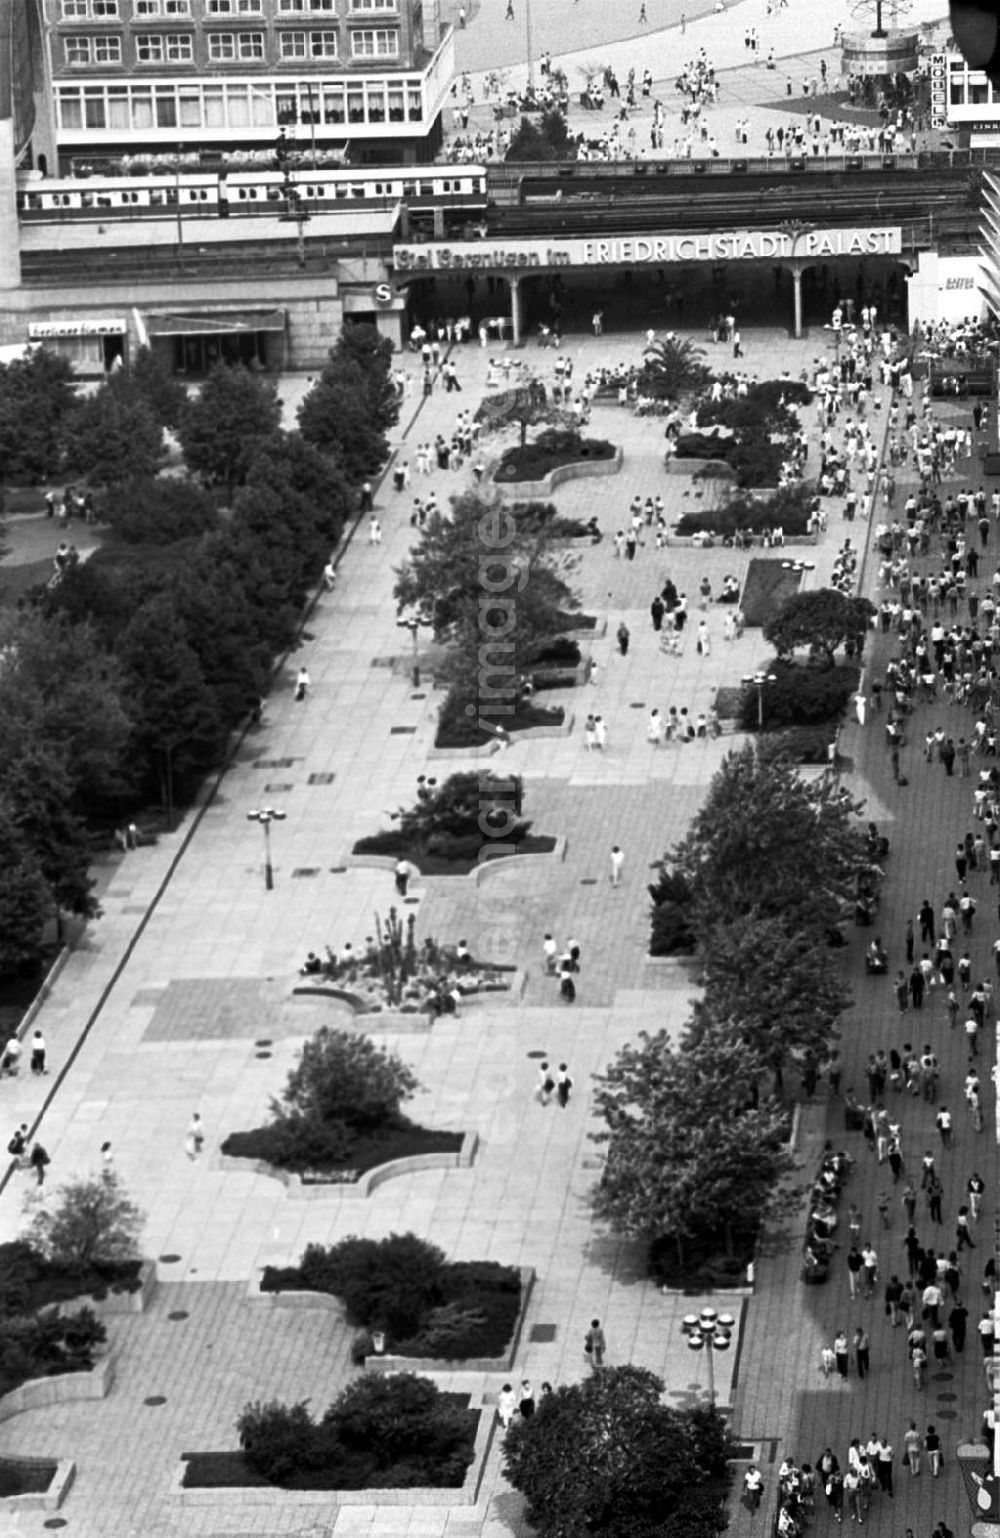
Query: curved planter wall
[
  {"left": 493, "top": 444, "right": 623, "bottom": 499},
  {"left": 219, "top": 1129, "right": 479, "bottom": 1200}
]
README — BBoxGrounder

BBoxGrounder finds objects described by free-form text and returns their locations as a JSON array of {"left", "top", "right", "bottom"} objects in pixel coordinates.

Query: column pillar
[
  {"left": 508, "top": 275, "right": 522, "bottom": 347},
  {"left": 0, "top": 120, "right": 22, "bottom": 290},
  {"left": 792, "top": 264, "right": 803, "bottom": 340}
]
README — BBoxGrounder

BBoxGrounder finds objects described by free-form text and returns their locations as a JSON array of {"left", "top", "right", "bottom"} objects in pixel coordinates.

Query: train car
[{"left": 16, "top": 164, "right": 487, "bottom": 223}]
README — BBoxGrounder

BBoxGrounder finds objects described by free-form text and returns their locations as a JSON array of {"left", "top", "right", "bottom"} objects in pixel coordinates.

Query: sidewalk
[{"left": 0, "top": 324, "right": 969, "bottom": 1538}]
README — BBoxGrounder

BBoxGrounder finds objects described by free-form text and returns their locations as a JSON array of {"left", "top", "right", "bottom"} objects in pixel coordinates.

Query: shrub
[
  {"left": 675, "top": 482, "right": 813, "bottom": 538},
  {"left": 277, "top": 1028, "right": 418, "bottom": 1132},
  {"left": 238, "top": 1399, "right": 319, "bottom": 1483},
  {"left": 0, "top": 1306, "right": 106, "bottom": 1399},
  {"left": 495, "top": 436, "right": 614, "bottom": 481},
  {"left": 527, "top": 635, "right": 582, "bottom": 667},
  {"left": 648, "top": 867, "right": 698, "bottom": 957},
  {"left": 673, "top": 431, "right": 734, "bottom": 461},
  {"left": 738, "top": 659, "right": 859, "bottom": 729},
  {"left": 102, "top": 477, "right": 219, "bottom": 546},
  {"left": 293, "top": 1233, "right": 447, "bottom": 1337}
]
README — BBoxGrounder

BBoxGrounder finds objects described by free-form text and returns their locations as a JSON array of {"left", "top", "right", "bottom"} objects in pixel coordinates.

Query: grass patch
[
  {"left": 739, "top": 559, "right": 802, "bottom": 627},
  {"left": 713, "top": 686, "right": 745, "bottom": 719},
  {"left": 220, "top": 1121, "right": 464, "bottom": 1179},
  {"left": 0, "top": 557, "right": 55, "bottom": 610}
]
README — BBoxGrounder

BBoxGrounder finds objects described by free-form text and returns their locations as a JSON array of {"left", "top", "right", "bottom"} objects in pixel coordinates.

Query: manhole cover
[
  {"left": 630, "top": 701, "right": 646, "bottom": 709},
  {"left": 390, "top": 726, "right": 417, "bottom": 735},
  {"left": 158, "top": 1253, "right": 181, "bottom": 1264},
  {"left": 411, "top": 693, "right": 427, "bottom": 700},
  {"left": 254, "top": 1039, "right": 273, "bottom": 1048},
  {"left": 292, "top": 867, "right": 320, "bottom": 878},
  {"left": 932, "top": 1372, "right": 954, "bottom": 1382},
  {"left": 43, "top": 1521, "right": 68, "bottom": 1529},
  {"left": 526, "top": 1050, "right": 549, "bottom": 1059},
  {"left": 404, "top": 897, "right": 421, "bottom": 904},
  {"left": 936, "top": 1409, "right": 958, "bottom": 1419},
  {"left": 255, "top": 1051, "right": 273, "bottom": 1059},
  {"left": 329, "top": 865, "right": 348, "bottom": 873},
  {"left": 937, "top": 1392, "right": 958, "bottom": 1401},
  {"left": 168, "top": 1311, "right": 189, "bottom": 1322},
  {"left": 144, "top": 1395, "right": 167, "bottom": 1406},
  {"left": 580, "top": 878, "right": 598, "bottom": 886}
]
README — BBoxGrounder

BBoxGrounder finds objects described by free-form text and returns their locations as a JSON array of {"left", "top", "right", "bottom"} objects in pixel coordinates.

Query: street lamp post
[
  {"left": 247, "top": 806, "right": 286, "bottom": 891},
  {"left": 683, "top": 1308, "right": 734, "bottom": 1406},
  {"left": 525, "top": 0, "right": 534, "bottom": 90},
  {"left": 743, "top": 671, "right": 776, "bottom": 729},
  {"left": 396, "top": 611, "right": 433, "bottom": 689}
]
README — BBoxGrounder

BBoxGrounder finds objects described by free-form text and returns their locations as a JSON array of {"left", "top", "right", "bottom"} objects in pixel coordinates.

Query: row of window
[
  {"left": 63, "top": 24, "right": 398, "bottom": 60},
  {"left": 59, "top": 0, "right": 396, "bottom": 13},
  {"left": 57, "top": 75, "right": 424, "bottom": 131}
]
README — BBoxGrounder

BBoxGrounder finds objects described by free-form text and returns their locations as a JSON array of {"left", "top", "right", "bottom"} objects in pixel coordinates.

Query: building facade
[{"left": 10, "top": 0, "right": 453, "bottom": 169}]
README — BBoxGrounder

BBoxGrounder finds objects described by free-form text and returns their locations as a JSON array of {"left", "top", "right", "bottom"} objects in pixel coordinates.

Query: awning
[{"left": 143, "top": 309, "right": 286, "bottom": 337}]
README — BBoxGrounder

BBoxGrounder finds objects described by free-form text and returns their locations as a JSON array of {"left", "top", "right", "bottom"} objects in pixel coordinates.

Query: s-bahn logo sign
[{"left": 393, "top": 227, "right": 902, "bottom": 272}]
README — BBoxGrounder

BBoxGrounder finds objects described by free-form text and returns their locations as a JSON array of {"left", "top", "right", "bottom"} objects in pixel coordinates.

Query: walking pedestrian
[
  {"left": 394, "top": 857, "right": 416, "bottom": 896},
  {"left": 834, "top": 1328, "right": 849, "bottom": 1377},
  {"left": 185, "top": 1112, "right": 205, "bottom": 1160},
  {"left": 29, "top": 1142, "right": 50, "bottom": 1186},
  {"left": 854, "top": 1326, "right": 871, "bottom": 1378},
  {"left": 903, "top": 1422, "right": 922, "bottom": 1474},
  {"left": 925, "top": 1425, "right": 942, "bottom": 1476},
  {"left": 497, "top": 1383, "right": 517, "bottom": 1428},
  {"left": 294, "top": 666, "right": 310, "bottom": 701},
  {"left": 616, "top": 622, "right": 630, "bottom": 655},
  {"left": 29, "top": 1030, "right": 46, "bottom": 1075},
  {"left": 584, "top": 1318, "right": 606, "bottom": 1367},
  {"left": 556, "top": 1063, "right": 573, "bottom": 1107},
  {"left": 610, "top": 845, "right": 625, "bottom": 887},
  {"left": 949, "top": 1299, "right": 968, "bottom": 1352}
]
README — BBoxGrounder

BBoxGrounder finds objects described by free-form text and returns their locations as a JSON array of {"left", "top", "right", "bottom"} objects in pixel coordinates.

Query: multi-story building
[{"left": 11, "top": 0, "right": 454, "bottom": 170}]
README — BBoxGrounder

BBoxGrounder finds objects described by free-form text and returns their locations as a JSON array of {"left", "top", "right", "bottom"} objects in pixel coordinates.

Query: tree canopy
[
  {"left": 297, "top": 324, "right": 399, "bottom": 483},
  {"left": 178, "top": 364, "right": 282, "bottom": 499},
  {"left": 764, "top": 587, "right": 876, "bottom": 664},
  {"left": 505, "top": 109, "right": 574, "bottom": 162},
  {"left": 393, "top": 485, "right": 578, "bottom": 692},
  {"left": 475, "top": 376, "right": 576, "bottom": 449},
  {"left": 61, "top": 376, "right": 165, "bottom": 486},
  {"left": 0, "top": 347, "right": 76, "bottom": 494},
  {"left": 503, "top": 1365, "right": 733, "bottom": 1538},
  {"left": 637, "top": 337, "right": 711, "bottom": 402},
  {"left": 593, "top": 1022, "right": 793, "bottom": 1261}
]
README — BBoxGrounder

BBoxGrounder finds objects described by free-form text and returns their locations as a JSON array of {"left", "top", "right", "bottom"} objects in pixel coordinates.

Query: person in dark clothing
[
  {"left": 949, "top": 1302, "right": 968, "bottom": 1352},
  {"left": 650, "top": 596, "right": 665, "bottom": 631},
  {"left": 909, "top": 967, "right": 925, "bottom": 1008}
]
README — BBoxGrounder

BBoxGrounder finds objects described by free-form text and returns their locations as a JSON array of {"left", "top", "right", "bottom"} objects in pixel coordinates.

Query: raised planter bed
[
  {"left": 365, "top": 1265, "right": 534, "bottom": 1375},
  {"left": 493, "top": 444, "right": 623, "bottom": 499},
  {"left": 0, "top": 1354, "right": 115, "bottom": 1425},
  {"left": 219, "top": 1129, "right": 478, "bottom": 1200},
  {"left": 173, "top": 1404, "right": 497, "bottom": 1506},
  {"left": 429, "top": 712, "right": 574, "bottom": 759},
  {"left": 0, "top": 1456, "right": 76, "bottom": 1513},
  {"left": 58, "top": 1259, "right": 157, "bottom": 1318}
]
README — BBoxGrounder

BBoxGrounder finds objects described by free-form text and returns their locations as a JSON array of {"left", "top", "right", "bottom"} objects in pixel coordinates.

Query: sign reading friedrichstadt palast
[{"left": 393, "top": 227, "right": 903, "bottom": 272}]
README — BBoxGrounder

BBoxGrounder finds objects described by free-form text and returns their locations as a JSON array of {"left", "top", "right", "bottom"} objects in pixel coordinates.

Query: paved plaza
[{"left": 1, "top": 4, "right": 996, "bottom": 1535}]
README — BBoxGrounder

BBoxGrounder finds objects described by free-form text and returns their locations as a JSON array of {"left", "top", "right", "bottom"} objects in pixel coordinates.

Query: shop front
[
  {"left": 141, "top": 309, "right": 287, "bottom": 375},
  {"left": 26, "top": 316, "right": 127, "bottom": 374}
]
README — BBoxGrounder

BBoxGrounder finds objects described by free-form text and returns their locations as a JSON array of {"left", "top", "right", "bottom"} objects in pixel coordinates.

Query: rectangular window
[
  {"left": 93, "top": 34, "right": 121, "bottom": 59},
  {"left": 279, "top": 29, "right": 305, "bottom": 55},
  {"left": 322, "top": 82, "right": 344, "bottom": 121},
  {"left": 207, "top": 0, "right": 233, "bottom": 11},
  {"left": 164, "top": 0, "right": 191, "bottom": 13},
  {"left": 60, "top": 0, "right": 90, "bottom": 17},
  {"left": 84, "top": 90, "right": 106, "bottom": 124},
  {"left": 155, "top": 93, "right": 177, "bottom": 126},
  {"left": 136, "top": 32, "right": 164, "bottom": 59},
  {"left": 107, "top": 85, "right": 129, "bottom": 125},
  {"left": 92, "top": 0, "right": 120, "bottom": 16},
  {"left": 225, "top": 82, "right": 249, "bottom": 122},
  {"left": 131, "top": 86, "right": 153, "bottom": 126},
  {"left": 237, "top": 30, "right": 263, "bottom": 57},
  {"left": 134, "top": 0, "right": 162, "bottom": 12},
  {"left": 166, "top": 32, "right": 192, "bottom": 58},
  {"left": 236, "top": 0, "right": 263, "bottom": 11},
  {"left": 367, "top": 83, "right": 385, "bottom": 118},
  {"left": 204, "top": 84, "right": 224, "bottom": 124},
  {"left": 350, "top": 26, "right": 398, "bottom": 56},
  {"left": 350, "top": 0, "right": 396, "bottom": 9},
  {"left": 179, "top": 90, "right": 200, "bottom": 123},
  {"left": 207, "top": 30, "right": 235, "bottom": 56},
  {"left": 63, "top": 34, "right": 91, "bottom": 63},
  {"left": 59, "top": 91, "right": 84, "bottom": 128},
  {"left": 250, "top": 81, "right": 271, "bottom": 121},
  {"left": 309, "top": 28, "right": 336, "bottom": 54}
]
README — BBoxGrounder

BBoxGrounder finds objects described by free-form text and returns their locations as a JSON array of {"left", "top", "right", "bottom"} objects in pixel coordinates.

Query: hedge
[{"left": 738, "top": 659, "right": 859, "bottom": 729}]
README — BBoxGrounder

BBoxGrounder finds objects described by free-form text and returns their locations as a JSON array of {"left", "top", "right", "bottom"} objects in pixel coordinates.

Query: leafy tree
[
  {"left": 765, "top": 588, "right": 876, "bottom": 665},
  {"left": 117, "top": 592, "right": 228, "bottom": 802},
  {"left": 593, "top": 1023, "right": 793, "bottom": 1262},
  {"left": 277, "top": 1027, "right": 419, "bottom": 1132},
  {"left": 504, "top": 1365, "right": 733, "bottom": 1538},
  {"left": 0, "top": 744, "right": 98, "bottom": 920},
  {"left": 295, "top": 358, "right": 393, "bottom": 482},
  {"left": 506, "top": 109, "right": 573, "bottom": 162},
  {"left": 26, "top": 1169, "right": 145, "bottom": 1268},
  {"left": 394, "top": 485, "right": 578, "bottom": 692},
  {"left": 0, "top": 805, "right": 52, "bottom": 976},
  {"left": 636, "top": 336, "right": 711, "bottom": 402},
  {"left": 101, "top": 476, "right": 218, "bottom": 545},
  {"left": 0, "top": 610, "right": 134, "bottom": 807},
  {"left": 166, "top": 562, "right": 268, "bottom": 722},
  {"left": 647, "top": 867, "right": 697, "bottom": 957},
  {"left": 245, "top": 430, "right": 352, "bottom": 553},
  {"left": 329, "top": 324, "right": 400, "bottom": 436},
  {"left": 697, "top": 912, "right": 846, "bottom": 1089},
  {"left": 61, "top": 377, "right": 164, "bottom": 486},
  {"left": 129, "top": 345, "right": 188, "bottom": 430},
  {"left": 671, "top": 740, "right": 864, "bottom": 937},
  {"left": 475, "top": 376, "right": 576, "bottom": 449},
  {"left": 0, "top": 347, "right": 76, "bottom": 495},
  {"left": 178, "top": 364, "right": 281, "bottom": 500}
]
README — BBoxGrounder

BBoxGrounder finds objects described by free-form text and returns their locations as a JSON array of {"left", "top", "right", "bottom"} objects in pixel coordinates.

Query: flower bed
[
  {"left": 351, "top": 830, "right": 557, "bottom": 876},
  {"left": 739, "top": 559, "right": 804, "bottom": 627}
]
